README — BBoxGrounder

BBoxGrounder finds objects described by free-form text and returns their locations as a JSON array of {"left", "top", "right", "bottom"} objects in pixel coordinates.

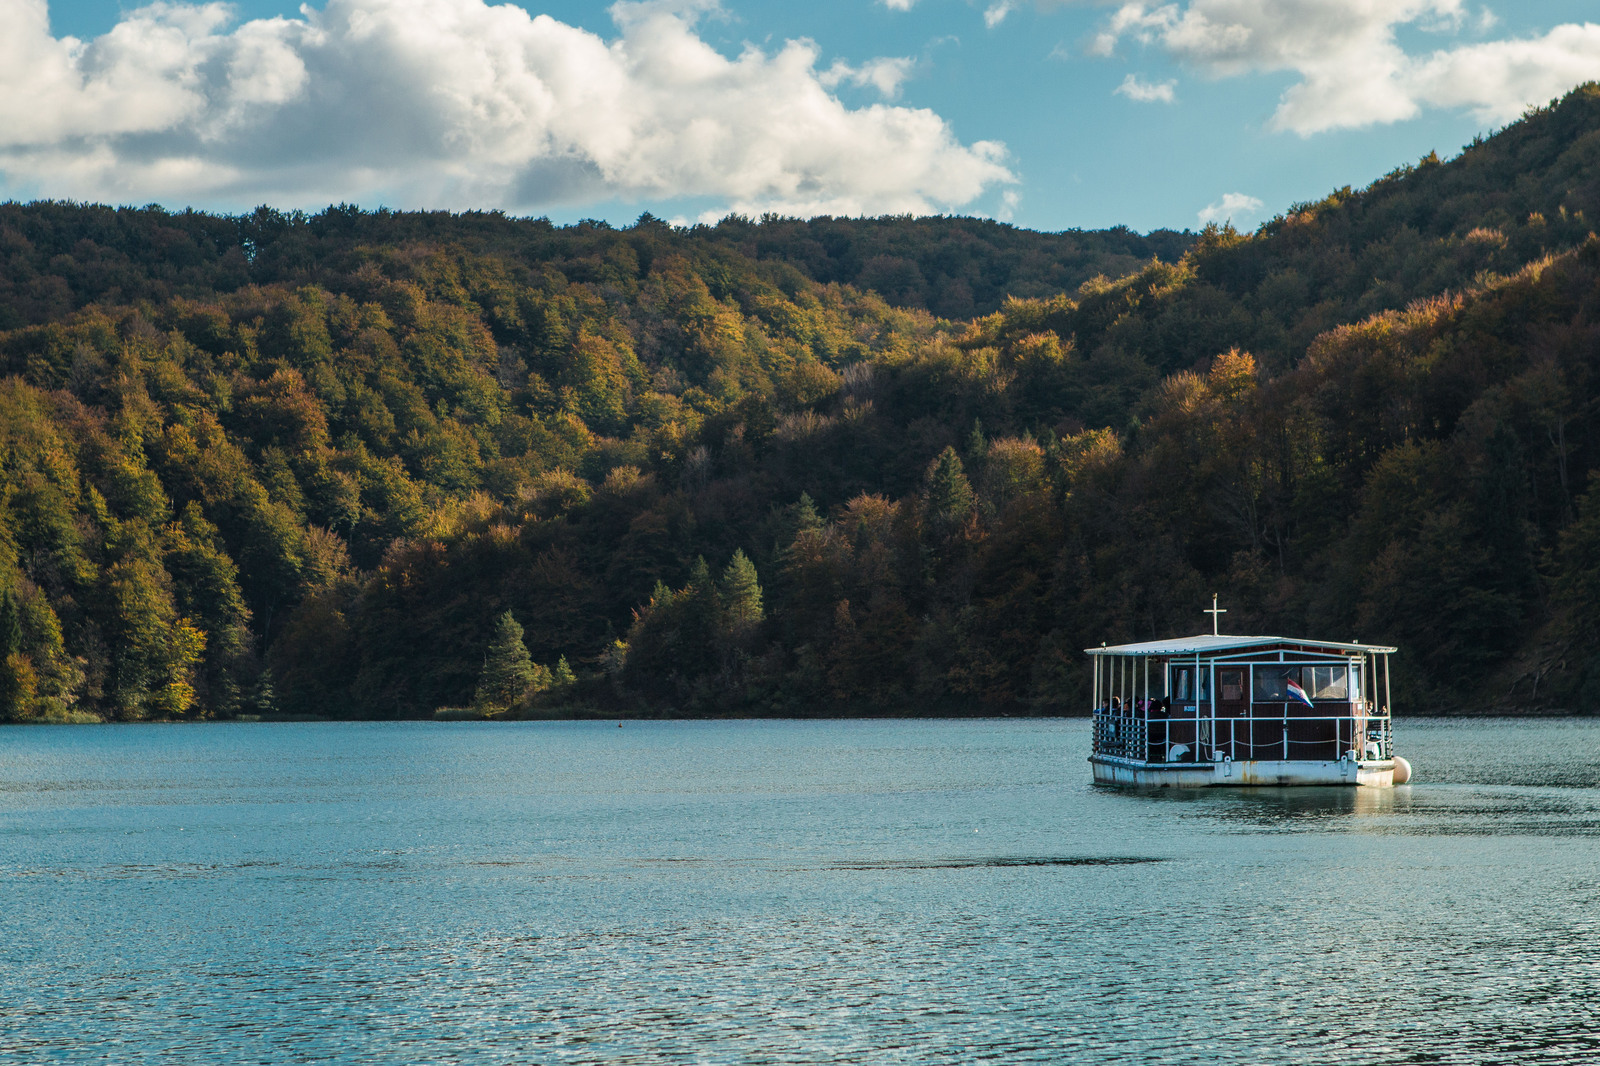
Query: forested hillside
[{"left": 6, "top": 85, "right": 1600, "bottom": 722}]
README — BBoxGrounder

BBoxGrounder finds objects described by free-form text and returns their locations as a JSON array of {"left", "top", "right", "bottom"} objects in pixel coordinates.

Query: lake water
[{"left": 2, "top": 718, "right": 1597, "bottom": 1065}]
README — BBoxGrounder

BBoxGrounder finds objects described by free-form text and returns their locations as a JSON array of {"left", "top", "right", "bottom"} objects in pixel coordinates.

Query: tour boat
[{"left": 1087, "top": 601, "right": 1411, "bottom": 788}]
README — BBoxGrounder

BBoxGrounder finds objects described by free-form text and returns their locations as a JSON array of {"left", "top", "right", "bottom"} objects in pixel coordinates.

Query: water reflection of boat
[{"left": 1087, "top": 603, "right": 1411, "bottom": 788}]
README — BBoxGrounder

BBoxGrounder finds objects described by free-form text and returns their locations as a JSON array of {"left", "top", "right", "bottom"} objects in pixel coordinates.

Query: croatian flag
[{"left": 1286, "top": 679, "right": 1315, "bottom": 707}]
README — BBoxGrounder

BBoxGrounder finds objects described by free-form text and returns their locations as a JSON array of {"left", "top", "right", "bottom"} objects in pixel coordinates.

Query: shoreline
[{"left": 6, "top": 707, "right": 1596, "bottom": 725}]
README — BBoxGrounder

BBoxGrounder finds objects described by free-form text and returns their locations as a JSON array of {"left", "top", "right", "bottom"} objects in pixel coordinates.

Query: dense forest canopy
[{"left": 6, "top": 84, "right": 1600, "bottom": 722}]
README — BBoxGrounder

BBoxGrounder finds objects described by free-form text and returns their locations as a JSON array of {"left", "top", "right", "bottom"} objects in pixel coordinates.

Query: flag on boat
[{"left": 1285, "top": 679, "right": 1315, "bottom": 707}]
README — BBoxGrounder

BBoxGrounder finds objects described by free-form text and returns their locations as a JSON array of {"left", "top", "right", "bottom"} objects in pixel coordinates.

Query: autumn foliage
[{"left": 7, "top": 85, "right": 1600, "bottom": 719}]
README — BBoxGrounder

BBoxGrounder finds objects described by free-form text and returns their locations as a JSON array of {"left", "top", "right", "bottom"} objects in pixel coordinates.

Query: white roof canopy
[{"left": 1085, "top": 634, "right": 1397, "bottom": 656}]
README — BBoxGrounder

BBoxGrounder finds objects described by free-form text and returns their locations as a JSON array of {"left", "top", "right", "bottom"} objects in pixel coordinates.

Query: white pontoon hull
[{"left": 1090, "top": 753, "right": 1395, "bottom": 788}]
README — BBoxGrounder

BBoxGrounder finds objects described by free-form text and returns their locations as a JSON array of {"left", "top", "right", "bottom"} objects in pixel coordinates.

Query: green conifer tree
[
  {"left": 252, "top": 668, "right": 280, "bottom": 717},
  {"left": 720, "top": 549, "right": 765, "bottom": 634},
  {"left": 677, "top": 557, "right": 721, "bottom": 675},
  {"left": 925, "top": 446, "right": 975, "bottom": 528},
  {"left": 475, "top": 611, "right": 537, "bottom": 708},
  {"left": 530, "top": 662, "right": 554, "bottom": 692},
  {"left": 553, "top": 656, "right": 576, "bottom": 687},
  {"left": 778, "top": 494, "right": 826, "bottom": 568},
  {"left": 647, "top": 579, "right": 675, "bottom": 612},
  {"left": 965, "top": 418, "right": 986, "bottom": 461},
  {"left": 791, "top": 493, "right": 824, "bottom": 536}
]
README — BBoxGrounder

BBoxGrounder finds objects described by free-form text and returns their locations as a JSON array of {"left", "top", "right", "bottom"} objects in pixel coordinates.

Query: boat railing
[
  {"left": 1092, "top": 708, "right": 1147, "bottom": 761},
  {"left": 1093, "top": 708, "right": 1393, "bottom": 764}
]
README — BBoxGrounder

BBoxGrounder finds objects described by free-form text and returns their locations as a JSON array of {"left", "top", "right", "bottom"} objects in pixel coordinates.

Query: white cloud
[
  {"left": 820, "top": 56, "right": 916, "bottom": 99},
  {"left": 1198, "top": 191, "right": 1263, "bottom": 225},
  {"left": 0, "top": 0, "right": 1015, "bottom": 217},
  {"left": 1114, "top": 73, "right": 1176, "bottom": 102},
  {"left": 984, "top": 2, "right": 1014, "bottom": 29},
  {"left": 881, "top": 0, "right": 917, "bottom": 10},
  {"left": 1092, "top": 1, "right": 1600, "bottom": 134},
  {"left": 1408, "top": 23, "right": 1600, "bottom": 124}
]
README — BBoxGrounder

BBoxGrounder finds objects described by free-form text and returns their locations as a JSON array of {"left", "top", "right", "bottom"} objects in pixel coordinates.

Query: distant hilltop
[
  {"left": 0, "top": 203, "right": 1193, "bottom": 328},
  {"left": 4, "top": 83, "right": 1600, "bottom": 722}
]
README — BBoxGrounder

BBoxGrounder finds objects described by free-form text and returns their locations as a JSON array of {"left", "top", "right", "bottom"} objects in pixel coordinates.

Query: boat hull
[{"left": 1090, "top": 753, "right": 1394, "bottom": 788}]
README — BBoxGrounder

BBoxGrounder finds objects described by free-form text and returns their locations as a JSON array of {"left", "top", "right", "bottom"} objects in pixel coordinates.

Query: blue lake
[{"left": 2, "top": 718, "right": 1598, "bottom": 1064}]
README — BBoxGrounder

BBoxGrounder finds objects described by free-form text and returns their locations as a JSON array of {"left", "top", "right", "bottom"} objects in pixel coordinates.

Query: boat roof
[{"left": 1085, "top": 633, "right": 1397, "bottom": 656}]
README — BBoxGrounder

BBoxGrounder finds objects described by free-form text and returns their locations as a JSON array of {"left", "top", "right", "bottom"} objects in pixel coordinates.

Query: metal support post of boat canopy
[
  {"left": 1383, "top": 652, "right": 1392, "bottom": 717},
  {"left": 1370, "top": 652, "right": 1378, "bottom": 716},
  {"left": 1209, "top": 658, "right": 1217, "bottom": 760},
  {"left": 1363, "top": 646, "right": 1376, "bottom": 713},
  {"left": 1194, "top": 649, "right": 1201, "bottom": 764}
]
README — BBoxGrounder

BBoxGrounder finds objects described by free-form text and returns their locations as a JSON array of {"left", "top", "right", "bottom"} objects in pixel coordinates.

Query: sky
[{"left": 4, "top": 0, "right": 1599, "bottom": 234}]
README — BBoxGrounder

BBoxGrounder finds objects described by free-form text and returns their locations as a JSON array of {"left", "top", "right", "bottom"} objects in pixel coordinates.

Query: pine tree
[
  {"left": 965, "top": 419, "right": 986, "bottom": 462},
  {"left": 720, "top": 549, "right": 764, "bottom": 634},
  {"left": 530, "top": 661, "right": 554, "bottom": 692},
  {"left": 553, "top": 656, "right": 576, "bottom": 687},
  {"left": 677, "top": 557, "right": 721, "bottom": 676},
  {"left": 925, "top": 446, "right": 975, "bottom": 528},
  {"left": 252, "top": 668, "right": 280, "bottom": 716},
  {"left": 647, "top": 579, "right": 675, "bottom": 613},
  {"left": 791, "top": 493, "right": 824, "bottom": 536},
  {"left": 778, "top": 494, "right": 826, "bottom": 569},
  {"left": 475, "top": 611, "right": 536, "bottom": 708}
]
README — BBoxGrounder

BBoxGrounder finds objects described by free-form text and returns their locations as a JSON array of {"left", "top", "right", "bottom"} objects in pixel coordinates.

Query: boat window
[
  {"left": 1306, "top": 666, "right": 1348, "bottom": 700},
  {"left": 1350, "top": 666, "right": 1362, "bottom": 701},
  {"left": 1219, "top": 669, "right": 1244, "bottom": 701},
  {"left": 1252, "top": 665, "right": 1351, "bottom": 702},
  {"left": 1170, "top": 667, "right": 1210, "bottom": 701},
  {"left": 1253, "top": 666, "right": 1296, "bottom": 701}
]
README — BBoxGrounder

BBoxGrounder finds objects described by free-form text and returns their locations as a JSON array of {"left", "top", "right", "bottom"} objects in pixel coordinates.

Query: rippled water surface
[{"left": 3, "top": 718, "right": 1598, "bottom": 1064}]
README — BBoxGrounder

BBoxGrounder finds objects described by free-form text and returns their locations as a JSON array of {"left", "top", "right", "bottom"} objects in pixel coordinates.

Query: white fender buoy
[{"left": 1392, "top": 755, "right": 1412, "bottom": 785}]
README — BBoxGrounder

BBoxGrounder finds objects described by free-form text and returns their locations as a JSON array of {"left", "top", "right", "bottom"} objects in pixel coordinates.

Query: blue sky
[{"left": 11, "top": 0, "right": 1600, "bottom": 233}]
